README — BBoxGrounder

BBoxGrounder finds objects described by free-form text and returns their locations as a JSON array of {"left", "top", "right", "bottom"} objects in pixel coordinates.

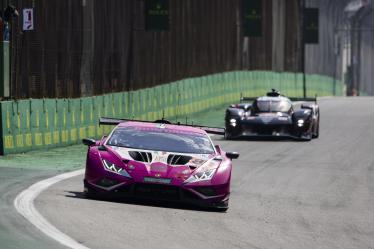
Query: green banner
[
  {"left": 145, "top": 0, "right": 169, "bottom": 31},
  {"left": 304, "top": 8, "right": 319, "bottom": 44},
  {"left": 243, "top": 0, "right": 262, "bottom": 37}
]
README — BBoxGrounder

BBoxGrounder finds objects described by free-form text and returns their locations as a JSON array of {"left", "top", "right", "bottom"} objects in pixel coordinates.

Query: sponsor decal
[
  {"left": 150, "top": 163, "right": 167, "bottom": 172},
  {"left": 153, "top": 154, "right": 168, "bottom": 163},
  {"left": 144, "top": 177, "right": 171, "bottom": 184},
  {"left": 182, "top": 169, "right": 190, "bottom": 174},
  {"left": 199, "top": 154, "right": 211, "bottom": 160},
  {"left": 189, "top": 158, "right": 206, "bottom": 165},
  {"left": 156, "top": 123, "right": 166, "bottom": 129},
  {"left": 278, "top": 117, "right": 288, "bottom": 121},
  {"left": 186, "top": 158, "right": 206, "bottom": 168},
  {"left": 261, "top": 117, "right": 273, "bottom": 124},
  {"left": 259, "top": 113, "right": 276, "bottom": 117}
]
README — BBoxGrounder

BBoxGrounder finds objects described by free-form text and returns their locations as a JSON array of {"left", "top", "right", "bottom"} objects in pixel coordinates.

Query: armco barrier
[{"left": 0, "top": 71, "right": 343, "bottom": 155}]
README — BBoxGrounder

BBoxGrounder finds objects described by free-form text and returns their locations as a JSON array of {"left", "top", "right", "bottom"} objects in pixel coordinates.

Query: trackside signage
[
  {"left": 243, "top": 0, "right": 262, "bottom": 37},
  {"left": 145, "top": 0, "right": 169, "bottom": 31},
  {"left": 304, "top": 8, "right": 319, "bottom": 44},
  {"left": 23, "top": 8, "right": 34, "bottom": 31}
]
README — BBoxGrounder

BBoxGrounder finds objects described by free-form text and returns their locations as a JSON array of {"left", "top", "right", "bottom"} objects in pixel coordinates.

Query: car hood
[{"left": 107, "top": 146, "right": 217, "bottom": 182}]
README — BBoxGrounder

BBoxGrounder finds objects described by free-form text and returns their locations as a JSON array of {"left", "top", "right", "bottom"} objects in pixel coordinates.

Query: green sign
[
  {"left": 304, "top": 8, "right": 319, "bottom": 44},
  {"left": 145, "top": 0, "right": 169, "bottom": 31},
  {"left": 243, "top": 0, "right": 262, "bottom": 37}
]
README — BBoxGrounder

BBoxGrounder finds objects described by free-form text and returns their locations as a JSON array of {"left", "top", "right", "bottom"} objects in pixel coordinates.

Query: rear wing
[
  {"left": 99, "top": 117, "right": 225, "bottom": 135},
  {"left": 240, "top": 96, "right": 317, "bottom": 103},
  {"left": 289, "top": 96, "right": 317, "bottom": 103},
  {"left": 240, "top": 97, "right": 256, "bottom": 103}
]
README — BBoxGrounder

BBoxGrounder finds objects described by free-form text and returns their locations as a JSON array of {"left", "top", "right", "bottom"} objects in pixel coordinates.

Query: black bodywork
[{"left": 225, "top": 90, "right": 320, "bottom": 141}]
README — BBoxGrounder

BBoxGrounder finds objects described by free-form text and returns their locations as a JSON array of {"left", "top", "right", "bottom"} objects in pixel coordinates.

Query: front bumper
[
  {"left": 227, "top": 130, "right": 312, "bottom": 141},
  {"left": 84, "top": 179, "right": 230, "bottom": 209},
  {"left": 226, "top": 121, "right": 311, "bottom": 140}
]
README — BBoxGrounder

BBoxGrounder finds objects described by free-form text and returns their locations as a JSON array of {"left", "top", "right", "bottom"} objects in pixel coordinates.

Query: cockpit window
[
  {"left": 106, "top": 127, "right": 215, "bottom": 154},
  {"left": 253, "top": 99, "right": 292, "bottom": 113}
]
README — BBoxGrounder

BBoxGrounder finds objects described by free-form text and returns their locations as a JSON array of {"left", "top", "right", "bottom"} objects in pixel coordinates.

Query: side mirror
[
  {"left": 214, "top": 144, "right": 222, "bottom": 153},
  {"left": 98, "top": 145, "right": 107, "bottom": 151},
  {"left": 244, "top": 104, "right": 252, "bottom": 111},
  {"left": 82, "top": 138, "right": 96, "bottom": 146},
  {"left": 226, "top": 151, "right": 239, "bottom": 160}
]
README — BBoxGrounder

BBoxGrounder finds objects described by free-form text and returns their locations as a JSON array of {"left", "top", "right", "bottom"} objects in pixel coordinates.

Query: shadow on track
[{"left": 64, "top": 191, "right": 226, "bottom": 213}]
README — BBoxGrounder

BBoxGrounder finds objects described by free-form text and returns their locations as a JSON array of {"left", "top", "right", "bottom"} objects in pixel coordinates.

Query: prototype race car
[
  {"left": 82, "top": 118, "right": 239, "bottom": 211},
  {"left": 225, "top": 89, "right": 320, "bottom": 141}
]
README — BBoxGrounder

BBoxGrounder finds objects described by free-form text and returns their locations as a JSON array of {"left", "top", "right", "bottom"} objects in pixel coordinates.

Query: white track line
[{"left": 14, "top": 169, "right": 90, "bottom": 249}]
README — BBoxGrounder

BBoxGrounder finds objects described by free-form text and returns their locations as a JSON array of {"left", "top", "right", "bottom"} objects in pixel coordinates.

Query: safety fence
[{"left": 0, "top": 71, "right": 343, "bottom": 155}]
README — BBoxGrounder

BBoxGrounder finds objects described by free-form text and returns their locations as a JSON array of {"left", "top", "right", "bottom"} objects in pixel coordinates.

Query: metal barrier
[{"left": 0, "top": 71, "right": 343, "bottom": 155}]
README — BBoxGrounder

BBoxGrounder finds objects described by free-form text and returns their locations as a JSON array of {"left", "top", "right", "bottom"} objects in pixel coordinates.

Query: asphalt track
[
  {"left": 14, "top": 97, "right": 374, "bottom": 248},
  {"left": 0, "top": 168, "right": 67, "bottom": 249}
]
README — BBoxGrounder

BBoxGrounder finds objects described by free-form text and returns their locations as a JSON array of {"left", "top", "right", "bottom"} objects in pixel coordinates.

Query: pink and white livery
[{"left": 83, "top": 118, "right": 239, "bottom": 211}]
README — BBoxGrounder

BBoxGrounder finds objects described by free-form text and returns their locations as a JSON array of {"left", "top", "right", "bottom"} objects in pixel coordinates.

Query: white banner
[{"left": 23, "top": 8, "right": 34, "bottom": 31}]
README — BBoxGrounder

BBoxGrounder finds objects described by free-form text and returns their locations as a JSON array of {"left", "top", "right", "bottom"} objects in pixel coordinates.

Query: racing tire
[
  {"left": 213, "top": 199, "right": 229, "bottom": 212},
  {"left": 224, "top": 130, "right": 232, "bottom": 140},
  {"left": 299, "top": 132, "right": 312, "bottom": 141},
  {"left": 312, "top": 122, "right": 319, "bottom": 138},
  {"left": 217, "top": 207, "right": 228, "bottom": 212},
  {"left": 84, "top": 185, "right": 98, "bottom": 199},
  {"left": 312, "top": 117, "right": 320, "bottom": 138}
]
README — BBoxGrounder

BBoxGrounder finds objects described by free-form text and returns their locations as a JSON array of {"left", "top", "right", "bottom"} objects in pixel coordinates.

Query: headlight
[
  {"left": 230, "top": 118, "right": 237, "bottom": 127},
  {"left": 184, "top": 161, "right": 220, "bottom": 183},
  {"left": 102, "top": 159, "right": 132, "bottom": 178},
  {"left": 297, "top": 119, "right": 304, "bottom": 127}
]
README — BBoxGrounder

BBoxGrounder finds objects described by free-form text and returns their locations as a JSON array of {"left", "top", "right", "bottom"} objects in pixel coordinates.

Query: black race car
[{"left": 225, "top": 90, "right": 320, "bottom": 141}]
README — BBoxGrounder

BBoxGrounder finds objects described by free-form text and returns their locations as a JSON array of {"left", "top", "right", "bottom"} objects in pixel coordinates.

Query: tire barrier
[{"left": 0, "top": 71, "right": 343, "bottom": 155}]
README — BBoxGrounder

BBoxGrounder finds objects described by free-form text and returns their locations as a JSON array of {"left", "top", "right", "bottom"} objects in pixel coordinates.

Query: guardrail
[{"left": 0, "top": 71, "right": 343, "bottom": 155}]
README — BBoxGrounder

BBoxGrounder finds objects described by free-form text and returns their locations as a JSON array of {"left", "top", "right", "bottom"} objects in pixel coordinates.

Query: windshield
[
  {"left": 106, "top": 127, "right": 215, "bottom": 154},
  {"left": 254, "top": 100, "right": 291, "bottom": 113}
]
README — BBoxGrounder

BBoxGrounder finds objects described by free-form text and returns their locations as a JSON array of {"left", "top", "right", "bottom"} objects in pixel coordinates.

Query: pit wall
[{"left": 0, "top": 71, "right": 343, "bottom": 155}]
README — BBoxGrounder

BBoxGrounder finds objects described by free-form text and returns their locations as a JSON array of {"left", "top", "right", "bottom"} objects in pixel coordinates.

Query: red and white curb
[{"left": 14, "top": 169, "right": 89, "bottom": 249}]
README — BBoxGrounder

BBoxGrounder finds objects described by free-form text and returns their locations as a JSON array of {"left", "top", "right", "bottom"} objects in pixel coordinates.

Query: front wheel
[
  {"left": 224, "top": 130, "right": 232, "bottom": 140},
  {"left": 312, "top": 123, "right": 319, "bottom": 138},
  {"left": 299, "top": 132, "right": 312, "bottom": 141},
  {"left": 84, "top": 185, "right": 98, "bottom": 199},
  {"left": 218, "top": 207, "right": 228, "bottom": 212},
  {"left": 213, "top": 198, "right": 229, "bottom": 212},
  {"left": 312, "top": 119, "right": 320, "bottom": 138}
]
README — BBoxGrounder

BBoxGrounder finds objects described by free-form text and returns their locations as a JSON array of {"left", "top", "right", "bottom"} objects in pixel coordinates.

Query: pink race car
[{"left": 83, "top": 118, "right": 239, "bottom": 211}]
